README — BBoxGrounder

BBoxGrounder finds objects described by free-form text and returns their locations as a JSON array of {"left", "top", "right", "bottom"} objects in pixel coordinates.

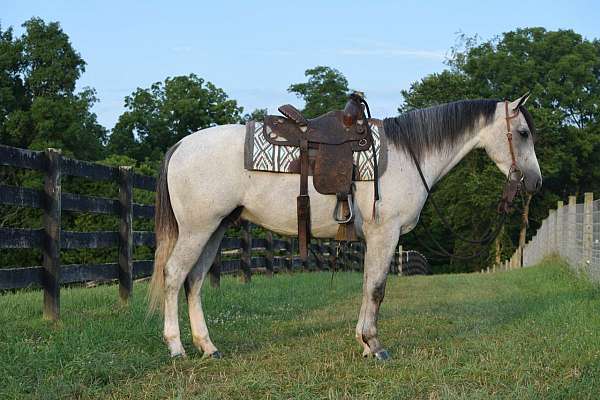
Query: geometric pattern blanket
[{"left": 243, "top": 119, "right": 387, "bottom": 181}]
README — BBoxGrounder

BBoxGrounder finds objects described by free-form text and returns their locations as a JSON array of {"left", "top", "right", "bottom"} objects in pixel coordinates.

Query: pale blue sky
[{"left": 3, "top": 0, "right": 599, "bottom": 129}]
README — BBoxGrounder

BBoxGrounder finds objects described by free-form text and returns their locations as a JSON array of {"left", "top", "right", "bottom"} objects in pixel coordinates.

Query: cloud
[{"left": 337, "top": 48, "right": 446, "bottom": 60}]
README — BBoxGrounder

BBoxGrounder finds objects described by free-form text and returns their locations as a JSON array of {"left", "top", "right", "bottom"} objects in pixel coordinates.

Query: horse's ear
[{"left": 510, "top": 92, "right": 531, "bottom": 111}]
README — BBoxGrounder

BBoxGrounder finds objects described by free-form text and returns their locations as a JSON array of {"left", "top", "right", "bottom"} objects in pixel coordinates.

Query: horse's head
[{"left": 480, "top": 93, "right": 542, "bottom": 193}]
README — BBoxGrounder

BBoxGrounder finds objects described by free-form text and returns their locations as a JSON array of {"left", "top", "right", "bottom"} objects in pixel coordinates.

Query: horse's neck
[{"left": 419, "top": 134, "right": 480, "bottom": 188}]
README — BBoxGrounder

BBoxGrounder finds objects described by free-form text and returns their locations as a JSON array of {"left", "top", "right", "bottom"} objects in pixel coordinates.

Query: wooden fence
[{"left": 0, "top": 144, "right": 428, "bottom": 320}]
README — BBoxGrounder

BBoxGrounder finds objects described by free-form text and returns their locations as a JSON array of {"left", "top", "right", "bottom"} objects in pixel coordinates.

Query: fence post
[
  {"left": 583, "top": 193, "right": 594, "bottom": 266},
  {"left": 118, "top": 166, "right": 133, "bottom": 302},
  {"left": 398, "top": 245, "right": 403, "bottom": 274},
  {"left": 389, "top": 244, "right": 397, "bottom": 274},
  {"left": 556, "top": 201, "right": 564, "bottom": 259},
  {"left": 209, "top": 243, "right": 221, "bottom": 288},
  {"left": 390, "top": 244, "right": 399, "bottom": 274},
  {"left": 286, "top": 237, "right": 293, "bottom": 272},
  {"left": 567, "top": 196, "right": 576, "bottom": 264},
  {"left": 319, "top": 239, "right": 328, "bottom": 270},
  {"left": 544, "top": 218, "right": 550, "bottom": 258},
  {"left": 42, "top": 148, "right": 62, "bottom": 320},
  {"left": 548, "top": 209, "right": 556, "bottom": 257},
  {"left": 265, "top": 231, "right": 274, "bottom": 277},
  {"left": 358, "top": 241, "right": 365, "bottom": 271},
  {"left": 240, "top": 220, "right": 252, "bottom": 283},
  {"left": 302, "top": 239, "right": 309, "bottom": 272},
  {"left": 327, "top": 241, "right": 335, "bottom": 270},
  {"left": 349, "top": 243, "right": 357, "bottom": 271}
]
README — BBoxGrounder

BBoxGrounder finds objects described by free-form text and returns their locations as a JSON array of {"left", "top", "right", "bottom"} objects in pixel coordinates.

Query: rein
[{"left": 408, "top": 100, "right": 525, "bottom": 260}]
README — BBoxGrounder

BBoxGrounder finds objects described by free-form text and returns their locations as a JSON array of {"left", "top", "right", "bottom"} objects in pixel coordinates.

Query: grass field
[{"left": 1, "top": 259, "right": 600, "bottom": 399}]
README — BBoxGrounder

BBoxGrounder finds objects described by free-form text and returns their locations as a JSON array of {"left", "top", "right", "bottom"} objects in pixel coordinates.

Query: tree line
[{"left": 1, "top": 18, "right": 599, "bottom": 273}]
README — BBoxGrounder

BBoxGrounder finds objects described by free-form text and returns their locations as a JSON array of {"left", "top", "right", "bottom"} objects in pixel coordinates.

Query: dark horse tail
[{"left": 147, "top": 144, "right": 180, "bottom": 315}]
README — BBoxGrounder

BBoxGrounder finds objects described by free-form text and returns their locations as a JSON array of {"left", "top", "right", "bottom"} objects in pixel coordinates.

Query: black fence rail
[
  {"left": 0, "top": 145, "right": 430, "bottom": 320},
  {"left": 0, "top": 145, "right": 155, "bottom": 319}
]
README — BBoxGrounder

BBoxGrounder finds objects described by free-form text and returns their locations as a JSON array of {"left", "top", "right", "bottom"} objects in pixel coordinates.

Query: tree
[
  {"left": 0, "top": 18, "right": 106, "bottom": 160},
  {"left": 242, "top": 108, "right": 267, "bottom": 123},
  {"left": 109, "top": 74, "right": 243, "bottom": 161},
  {"left": 399, "top": 28, "right": 600, "bottom": 273},
  {"left": 0, "top": 18, "right": 108, "bottom": 269},
  {"left": 288, "top": 66, "right": 350, "bottom": 118}
]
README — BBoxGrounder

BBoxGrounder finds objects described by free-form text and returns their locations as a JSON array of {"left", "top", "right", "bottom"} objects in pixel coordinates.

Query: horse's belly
[
  {"left": 240, "top": 172, "right": 375, "bottom": 238},
  {"left": 240, "top": 172, "right": 338, "bottom": 237}
]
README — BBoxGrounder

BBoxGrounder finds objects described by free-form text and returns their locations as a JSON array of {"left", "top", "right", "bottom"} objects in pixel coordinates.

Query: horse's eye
[{"left": 518, "top": 129, "right": 529, "bottom": 138}]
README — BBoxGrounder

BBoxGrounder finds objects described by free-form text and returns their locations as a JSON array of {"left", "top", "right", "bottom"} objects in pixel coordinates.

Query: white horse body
[
  {"left": 151, "top": 97, "right": 542, "bottom": 360},
  {"left": 169, "top": 124, "right": 424, "bottom": 239}
]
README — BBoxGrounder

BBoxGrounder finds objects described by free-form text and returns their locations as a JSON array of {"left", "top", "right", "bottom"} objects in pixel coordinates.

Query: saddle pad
[{"left": 243, "top": 119, "right": 387, "bottom": 181}]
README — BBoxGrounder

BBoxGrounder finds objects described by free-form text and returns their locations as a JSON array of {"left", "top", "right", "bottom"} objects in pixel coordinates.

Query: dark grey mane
[{"left": 383, "top": 99, "right": 499, "bottom": 162}]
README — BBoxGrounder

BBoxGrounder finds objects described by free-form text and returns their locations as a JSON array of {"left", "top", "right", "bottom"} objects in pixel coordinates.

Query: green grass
[{"left": 2, "top": 259, "right": 600, "bottom": 399}]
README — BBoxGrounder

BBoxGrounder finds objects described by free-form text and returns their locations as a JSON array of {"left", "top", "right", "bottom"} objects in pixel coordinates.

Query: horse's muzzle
[{"left": 523, "top": 171, "right": 542, "bottom": 193}]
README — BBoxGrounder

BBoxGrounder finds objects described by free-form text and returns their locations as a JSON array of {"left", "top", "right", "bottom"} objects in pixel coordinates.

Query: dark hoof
[
  {"left": 210, "top": 351, "right": 223, "bottom": 359},
  {"left": 374, "top": 350, "right": 390, "bottom": 361}
]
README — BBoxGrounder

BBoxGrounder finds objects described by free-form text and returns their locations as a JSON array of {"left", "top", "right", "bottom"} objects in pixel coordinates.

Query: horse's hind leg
[
  {"left": 184, "top": 220, "right": 229, "bottom": 358},
  {"left": 163, "top": 227, "right": 217, "bottom": 357}
]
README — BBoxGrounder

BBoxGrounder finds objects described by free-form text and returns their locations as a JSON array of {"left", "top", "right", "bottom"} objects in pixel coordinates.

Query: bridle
[
  {"left": 497, "top": 100, "right": 524, "bottom": 214},
  {"left": 407, "top": 99, "right": 527, "bottom": 260},
  {"left": 504, "top": 100, "right": 520, "bottom": 173}
]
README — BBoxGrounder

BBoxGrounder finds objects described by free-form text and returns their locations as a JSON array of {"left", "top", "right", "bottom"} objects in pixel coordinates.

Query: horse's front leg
[{"left": 356, "top": 221, "right": 400, "bottom": 360}]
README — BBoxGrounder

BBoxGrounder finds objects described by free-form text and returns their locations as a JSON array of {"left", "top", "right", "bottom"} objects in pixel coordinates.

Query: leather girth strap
[{"left": 297, "top": 138, "right": 311, "bottom": 260}]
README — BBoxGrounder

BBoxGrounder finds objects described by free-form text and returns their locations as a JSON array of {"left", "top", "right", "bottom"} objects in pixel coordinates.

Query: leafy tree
[
  {"left": 242, "top": 108, "right": 267, "bottom": 122},
  {"left": 109, "top": 74, "right": 243, "bottom": 161},
  {"left": 0, "top": 18, "right": 106, "bottom": 160},
  {"left": 0, "top": 18, "right": 113, "bottom": 268},
  {"left": 288, "top": 66, "right": 350, "bottom": 118},
  {"left": 399, "top": 28, "right": 600, "bottom": 272}
]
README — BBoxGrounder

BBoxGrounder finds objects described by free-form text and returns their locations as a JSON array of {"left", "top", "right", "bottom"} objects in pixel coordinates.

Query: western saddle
[{"left": 263, "top": 93, "right": 377, "bottom": 260}]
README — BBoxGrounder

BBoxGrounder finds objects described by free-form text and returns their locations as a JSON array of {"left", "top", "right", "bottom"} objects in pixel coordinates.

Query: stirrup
[{"left": 333, "top": 195, "right": 354, "bottom": 224}]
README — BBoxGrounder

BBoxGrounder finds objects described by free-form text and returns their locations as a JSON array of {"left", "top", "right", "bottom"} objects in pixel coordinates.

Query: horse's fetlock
[
  {"left": 192, "top": 334, "right": 208, "bottom": 347},
  {"left": 163, "top": 333, "right": 179, "bottom": 343},
  {"left": 361, "top": 325, "right": 377, "bottom": 342}
]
